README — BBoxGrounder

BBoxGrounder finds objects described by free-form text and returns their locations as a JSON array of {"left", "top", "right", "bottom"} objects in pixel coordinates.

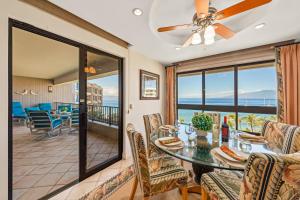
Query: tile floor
[
  {"left": 49, "top": 158, "right": 133, "bottom": 200},
  {"left": 13, "top": 124, "right": 119, "bottom": 200}
]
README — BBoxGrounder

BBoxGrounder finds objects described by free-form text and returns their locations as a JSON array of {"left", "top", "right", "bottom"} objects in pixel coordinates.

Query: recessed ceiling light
[
  {"left": 175, "top": 47, "right": 181, "bottom": 50},
  {"left": 132, "top": 8, "right": 143, "bottom": 16},
  {"left": 255, "top": 23, "right": 265, "bottom": 30}
]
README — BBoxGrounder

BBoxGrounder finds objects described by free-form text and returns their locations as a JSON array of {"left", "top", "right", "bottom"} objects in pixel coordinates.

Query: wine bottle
[{"left": 222, "top": 116, "right": 229, "bottom": 142}]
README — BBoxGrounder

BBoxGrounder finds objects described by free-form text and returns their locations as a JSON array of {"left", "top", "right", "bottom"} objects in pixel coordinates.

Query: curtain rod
[
  {"left": 273, "top": 41, "right": 300, "bottom": 48},
  {"left": 170, "top": 40, "right": 295, "bottom": 67}
]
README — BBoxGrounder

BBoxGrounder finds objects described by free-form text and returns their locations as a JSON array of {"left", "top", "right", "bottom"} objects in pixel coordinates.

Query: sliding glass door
[
  {"left": 79, "top": 48, "right": 123, "bottom": 178},
  {"left": 9, "top": 20, "right": 123, "bottom": 199}
]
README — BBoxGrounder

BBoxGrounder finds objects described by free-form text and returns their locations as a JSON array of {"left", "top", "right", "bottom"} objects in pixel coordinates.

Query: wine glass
[{"left": 185, "top": 123, "right": 195, "bottom": 146}]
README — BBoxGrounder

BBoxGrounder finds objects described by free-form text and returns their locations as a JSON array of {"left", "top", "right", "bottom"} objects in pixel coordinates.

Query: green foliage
[{"left": 192, "top": 113, "right": 213, "bottom": 131}]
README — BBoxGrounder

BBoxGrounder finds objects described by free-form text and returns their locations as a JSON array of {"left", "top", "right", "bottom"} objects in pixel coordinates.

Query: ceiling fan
[{"left": 157, "top": 0, "right": 272, "bottom": 47}]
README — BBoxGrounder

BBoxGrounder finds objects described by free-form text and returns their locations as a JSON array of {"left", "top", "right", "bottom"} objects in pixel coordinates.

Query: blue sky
[
  {"left": 178, "top": 66, "right": 277, "bottom": 98},
  {"left": 88, "top": 75, "right": 119, "bottom": 97}
]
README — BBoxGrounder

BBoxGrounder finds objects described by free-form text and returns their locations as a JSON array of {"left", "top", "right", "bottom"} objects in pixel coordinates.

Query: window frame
[{"left": 176, "top": 60, "right": 277, "bottom": 130}]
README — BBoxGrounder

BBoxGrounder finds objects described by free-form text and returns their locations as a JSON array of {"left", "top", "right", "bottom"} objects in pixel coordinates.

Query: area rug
[{"left": 79, "top": 164, "right": 135, "bottom": 200}]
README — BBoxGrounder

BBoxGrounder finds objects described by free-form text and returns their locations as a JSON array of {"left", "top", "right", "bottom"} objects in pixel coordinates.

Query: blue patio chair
[
  {"left": 28, "top": 111, "right": 62, "bottom": 137},
  {"left": 69, "top": 109, "right": 79, "bottom": 133},
  {"left": 38, "top": 103, "right": 53, "bottom": 113},
  {"left": 24, "top": 106, "right": 40, "bottom": 113},
  {"left": 57, "top": 104, "right": 73, "bottom": 121},
  {"left": 12, "top": 102, "right": 27, "bottom": 121}
]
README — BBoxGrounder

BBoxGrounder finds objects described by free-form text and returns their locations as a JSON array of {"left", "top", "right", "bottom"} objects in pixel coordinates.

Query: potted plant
[{"left": 192, "top": 113, "right": 213, "bottom": 136}]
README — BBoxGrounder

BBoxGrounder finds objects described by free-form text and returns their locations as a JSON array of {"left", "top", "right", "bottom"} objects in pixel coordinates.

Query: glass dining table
[{"left": 152, "top": 124, "right": 279, "bottom": 184}]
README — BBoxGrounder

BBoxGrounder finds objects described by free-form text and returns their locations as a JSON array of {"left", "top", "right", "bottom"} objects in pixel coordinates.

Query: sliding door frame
[{"left": 8, "top": 19, "right": 124, "bottom": 200}]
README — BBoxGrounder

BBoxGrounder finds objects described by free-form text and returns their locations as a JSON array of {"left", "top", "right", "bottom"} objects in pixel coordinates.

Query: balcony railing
[
  {"left": 54, "top": 102, "right": 119, "bottom": 126},
  {"left": 87, "top": 105, "right": 119, "bottom": 126}
]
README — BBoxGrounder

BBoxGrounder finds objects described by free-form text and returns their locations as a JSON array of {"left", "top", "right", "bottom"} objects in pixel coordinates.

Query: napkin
[
  {"left": 159, "top": 137, "right": 181, "bottom": 146},
  {"left": 220, "top": 145, "right": 248, "bottom": 162},
  {"left": 159, "top": 125, "right": 179, "bottom": 132}
]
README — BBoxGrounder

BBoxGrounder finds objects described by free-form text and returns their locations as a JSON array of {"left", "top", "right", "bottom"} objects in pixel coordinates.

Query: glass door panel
[{"left": 84, "top": 50, "right": 121, "bottom": 171}]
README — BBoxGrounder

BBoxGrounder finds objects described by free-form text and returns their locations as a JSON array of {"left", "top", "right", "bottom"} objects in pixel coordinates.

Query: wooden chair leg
[
  {"left": 181, "top": 186, "right": 188, "bottom": 200},
  {"left": 129, "top": 176, "right": 138, "bottom": 200},
  {"left": 201, "top": 186, "right": 208, "bottom": 200},
  {"left": 181, "top": 160, "right": 184, "bottom": 166}
]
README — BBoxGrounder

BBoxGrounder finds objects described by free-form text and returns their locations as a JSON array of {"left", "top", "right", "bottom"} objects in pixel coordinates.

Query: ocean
[{"left": 178, "top": 98, "right": 277, "bottom": 133}]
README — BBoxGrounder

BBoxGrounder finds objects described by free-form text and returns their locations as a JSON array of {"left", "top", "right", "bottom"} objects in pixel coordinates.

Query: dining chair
[
  {"left": 201, "top": 152, "right": 300, "bottom": 200},
  {"left": 126, "top": 123, "right": 189, "bottom": 200},
  {"left": 261, "top": 120, "right": 300, "bottom": 154},
  {"left": 143, "top": 113, "right": 178, "bottom": 167}
]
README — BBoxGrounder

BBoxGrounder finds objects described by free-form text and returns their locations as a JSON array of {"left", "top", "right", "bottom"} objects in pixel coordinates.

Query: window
[
  {"left": 238, "top": 63, "right": 277, "bottom": 107},
  {"left": 178, "top": 73, "right": 202, "bottom": 105},
  {"left": 205, "top": 68, "right": 234, "bottom": 105},
  {"left": 176, "top": 61, "right": 277, "bottom": 133}
]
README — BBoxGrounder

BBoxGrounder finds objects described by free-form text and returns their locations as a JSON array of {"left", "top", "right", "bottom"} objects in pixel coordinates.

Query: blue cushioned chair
[
  {"left": 25, "top": 107, "right": 40, "bottom": 113},
  {"left": 38, "top": 103, "right": 52, "bottom": 113},
  {"left": 12, "top": 102, "right": 27, "bottom": 120},
  {"left": 28, "top": 111, "right": 62, "bottom": 137},
  {"left": 69, "top": 109, "right": 79, "bottom": 133}
]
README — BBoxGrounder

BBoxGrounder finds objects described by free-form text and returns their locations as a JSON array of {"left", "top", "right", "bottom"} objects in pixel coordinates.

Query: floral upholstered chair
[
  {"left": 143, "top": 113, "right": 164, "bottom": 156},
  {"left": 143, "top": 113, "right": 178, "bottom": 167},
  {"left": 126, "top": 123, "right": 189, "bottom": 200},
  {"left": 201, "top": 152, "right": 300, "bottom": 200},
  {"left": 261, "top": 120, "right": 300, "bottom": 154}
]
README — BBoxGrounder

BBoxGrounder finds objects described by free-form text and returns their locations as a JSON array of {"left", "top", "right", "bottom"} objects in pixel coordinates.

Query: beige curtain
[
  {"left": 276, "top": 44, "right": 300, "bottom": 125},
  {"left": 165, "top": 66, "right": 176, "bottom": 125}
]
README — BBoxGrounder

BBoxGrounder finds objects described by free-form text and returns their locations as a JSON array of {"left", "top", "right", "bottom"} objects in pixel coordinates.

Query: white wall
[{"left": 0, "top": 0, "right": 165, "bottom": 199}]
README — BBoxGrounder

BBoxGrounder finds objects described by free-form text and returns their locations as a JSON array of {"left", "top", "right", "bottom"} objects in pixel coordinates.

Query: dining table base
[{"left": 192, "top": 163, "right": 214, "bottom": 184}]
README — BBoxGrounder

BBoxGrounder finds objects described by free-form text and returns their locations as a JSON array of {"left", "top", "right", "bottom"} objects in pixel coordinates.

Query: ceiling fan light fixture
[
  {"left": 132, "top": 8, "right": 143, "bottom": 16},
  {"left": 191, "top": 32, "right": 202, "bottom": 45},
  {"left": 204, "top": 25, "right": 216, "bottom": 39}
]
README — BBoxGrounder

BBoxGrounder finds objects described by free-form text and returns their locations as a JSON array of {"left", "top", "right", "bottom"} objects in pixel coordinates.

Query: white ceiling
[
  {"left": 49, "top": 0, "right": 300, "bottom": 65},
  {"left": 13, "top": 28, "right": 119, "bottom": 80}
]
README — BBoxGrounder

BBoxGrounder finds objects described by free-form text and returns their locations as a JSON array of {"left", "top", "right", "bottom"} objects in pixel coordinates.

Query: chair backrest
[
  {"left": 261, "top": 121, "right": 300, "bottom": 154},
  {"left": 58, "top": 104, "right": 72, "bottom": 113},
  {"left": 71, "top": 109, "right": 79, "bottom": 126},
  {"left": 240, "top": 152, "right": 300, "bottom": 200},
  {"left": 38, "top": 103, "right": 52, "bottom": 112},
  {"left": 12, "top": 102, "right": 24, "bottom": 115},
  {"left": 25, "top": 107, "right": 40, "bottom": 114},
  {"left": 126, "top": 123, "right": 151, "bottom": 196},
  {"left": 28, "top": 111, "right": 52, "bottom": 129},
  {"left": 143, "top": 113, "right": 163, "bottom": 150}
]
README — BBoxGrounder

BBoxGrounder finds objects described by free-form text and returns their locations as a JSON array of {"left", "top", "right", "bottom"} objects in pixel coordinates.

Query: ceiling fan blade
[
  {"left": 195, "top": 0, "right": 209, "bottom": 18},
  {"left": 182, "top": 34, "right": 194, "bottom": 47},
  {"left": 157, "top": 24, "right": 193, "bottom": 32},
  {"left": 216, "top": 0, "right": 272, "bottom": 20},
  {"left": 213, "top": 23, "right": 235, "bottom": 39}
]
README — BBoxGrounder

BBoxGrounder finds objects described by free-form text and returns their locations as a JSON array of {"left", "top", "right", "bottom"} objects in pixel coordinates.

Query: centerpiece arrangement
[{"left": 192, "top": 113, "right": 213, "bottom": 136}]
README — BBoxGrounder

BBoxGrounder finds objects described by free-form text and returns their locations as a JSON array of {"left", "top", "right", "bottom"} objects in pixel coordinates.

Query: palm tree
[{"left": 241, "top": 114, "right": 264, "bottom": 133}]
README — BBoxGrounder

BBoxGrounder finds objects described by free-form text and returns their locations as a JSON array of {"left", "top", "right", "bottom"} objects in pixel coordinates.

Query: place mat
[
  {"left": 158, "top": 137, "right": 181, "bottom": 146},
  {"left": 155, "top": 138, "right": 184, "bottom": 150},
  {"left": 219, "top": 145, "right": 248, "bottom": 162},
  {"left": 159, "top": 125, "right": 179, "bottom": 132},
  {"left": 211, "top": 149, "right": 246, "bottom": 169},
  {"left": 239, "top": 132, "right": 267, "bottom": 144}
]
